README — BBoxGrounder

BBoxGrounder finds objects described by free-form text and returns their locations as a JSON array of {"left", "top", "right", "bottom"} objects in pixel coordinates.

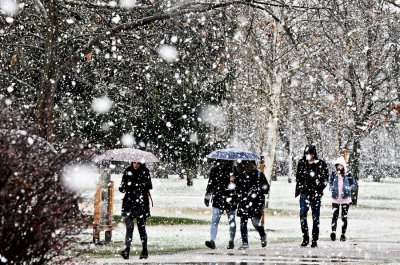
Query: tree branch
[
  {"left": 0, "top": 44, "right": 44, "bottom": 51},
  {"left": 0, "top": 73, "right": 35, "bottom": 90},
  {"left": 383, "top": 0, "right": 400, "bottom": 8},
  {"left": 33, "top": 0, "right": 48, "bottom": 18},
  {"left": 56, "top": 1, "right": 241, "bottom": 81}
]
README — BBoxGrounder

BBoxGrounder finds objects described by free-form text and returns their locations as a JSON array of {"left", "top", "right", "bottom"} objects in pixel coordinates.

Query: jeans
[
  {"left": 331, "top": 203, "right": 350, "bottom": 235},
  {"left": 124, "top": 216, "right": 147, "bottom": 249},
  {"left": 210, "top": 207, "right": 236, "bottom": 242},
  {"left": 299, "top": 193, "right": 321, "bottom": 241},
  {"left": 240, "top": 217, "right": 266, "bottom": 245}
]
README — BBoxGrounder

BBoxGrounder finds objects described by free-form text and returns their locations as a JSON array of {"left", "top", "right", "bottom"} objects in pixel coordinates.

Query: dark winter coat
[
  {"left": 329, "top": 171, "right": 357, "bottom": 199},
  {"left": 236, "top": 169, "right": 270, "bottom": 218},
  {"left": 295, "top": 145, "right": 329, "bottom": 199},
  {"left": 205, "top": 164, "right": 238, "bottom": 211},
  {"left": 119, "top": 165, "right": 152, "bottom": 218}
]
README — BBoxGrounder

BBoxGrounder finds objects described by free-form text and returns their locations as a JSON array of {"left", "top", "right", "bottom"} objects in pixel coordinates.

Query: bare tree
[{"left": 283, "top": 0, "right": 400, "bottom": 203}]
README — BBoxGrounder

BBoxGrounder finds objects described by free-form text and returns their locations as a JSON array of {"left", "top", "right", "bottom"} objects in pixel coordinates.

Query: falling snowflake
[
  {"left": 111, "top": 15, "right": 121, "bottom": 24},
  {"left": 5, "top": 16, "right": 14, "bottom": 23},
  {"left": 0, "top": 0, "right": 19, "bottom": 16},
  {"left": 62, "top": 164, "right": 98, "bottom": 192},
  {"left": 120, "top": 0, "right": 136, "bottom": 8},
  {"left": 121, "top": 133, "right": 135, "bottom": 147},
  {"left": 158, "top": 45, "right": 178, "bottom": 62},
  {"left": 92, "top": 96, "right": 113, "bottom": 114}
]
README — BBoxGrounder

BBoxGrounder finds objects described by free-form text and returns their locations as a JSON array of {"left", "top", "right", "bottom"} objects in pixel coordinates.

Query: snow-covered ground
[{"left": 77, "top": 175, "right": 400, "bottom": 263}]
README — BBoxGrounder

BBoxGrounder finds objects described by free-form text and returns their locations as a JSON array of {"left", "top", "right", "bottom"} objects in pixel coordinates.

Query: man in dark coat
[
  {"left": 204, "top": 159, "right": 238, "bottom": 249},
  {"left": 119, "top": 162, "right": 152, "bottom": 260},
  {"left": 236, "top": 160, "right": 269, "bottom": 249},
  {"left": 295, "top": 144, "right": 329, "bottom": 248}
]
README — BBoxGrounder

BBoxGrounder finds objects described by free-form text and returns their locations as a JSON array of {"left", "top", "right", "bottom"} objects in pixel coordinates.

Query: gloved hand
[
  {"left": 204, "top": 193, "right": 211, "bottom": 207},
  {"left": 204, "top": 197, "right": 210, "bottom": 207}
]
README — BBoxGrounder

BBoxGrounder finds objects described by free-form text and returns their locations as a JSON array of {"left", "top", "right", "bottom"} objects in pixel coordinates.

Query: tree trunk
[
  {"left": 264, "top": 83, "right": 282, "bottom": 182},
  {"left": 35, "top": 0, "right": 58, "bottom": 142},
  {"left": 263, "top": 12, "right": 284, "bottom": 208},
  {"left": 349, "top": 137, "right": 361, "bottom": 205},
  {"left": 286, "top": 130, "right": 295, "bottom": 183},
  {"left": 257, "top": 111, "right": 266, "bottom": 157},
  {"left": 286, "top": 103, "right": 294, "bottom": 183},
  {"left": 263, "top": 15, "right": 283, "bottom": 185}
]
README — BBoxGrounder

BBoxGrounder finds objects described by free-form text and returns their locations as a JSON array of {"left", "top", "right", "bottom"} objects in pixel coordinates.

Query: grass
[
  {"left": 147, "top": 215, "right": 209, "bottom": 225},
  {"left": 266, "top": 208, "right": 297, "bottom": 216},
  {"left": 361, "top": 196, "right": 399, "bottom": 201},
  {"left": 362, "top": 178, "right": 400, "bottom": 184},
  {"left": 350, "top": 204, "right": 396, "bottom": 211},
  {"left": 85, "top": 214, "right": 209, "bottom": 226},
  {"left": 269, "top": 237, "right": 299, "bottom": 244}
]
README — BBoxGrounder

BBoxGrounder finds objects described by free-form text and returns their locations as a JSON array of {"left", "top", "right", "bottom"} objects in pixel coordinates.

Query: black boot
[
  {"left": 140, "top": 241, "right": 148, "bottom": 259},
  {"left": 205, "top": 240, "right": 216, "bottom": 249},
  {"left": 340, "top": 234, "right": 346, "bottom": 241},
  {"left": 261, "top": 236, "right": 267, "bottom": 248},
  {"left": 330, "top": 232, "right": 336, "bottom": 241},
  {"left": 227, "top": 241, "right": 234, "bottom": 249},
  {"left": 311, "top": 240, "right": 318, "bottom": 248},
  {"left": 120, "top": 247, "right": 130, "bottom": 260},
  {"left": 300, "top": 235, "right": 309, "bottom": 247},
  {"left": 139, "top": 249, "right": 148, "bottom": 259}
]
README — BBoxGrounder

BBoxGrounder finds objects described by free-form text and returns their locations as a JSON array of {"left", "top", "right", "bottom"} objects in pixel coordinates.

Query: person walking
[
  {"left": 119, "top": 162, "right": 152, "bottom": 260},
  {"left": 236, "top": 160, "right": 269, "bottom": 250},
  {"left": 204, "top": 159, "right": 238, "bottom": 249},
  {"left": 329, "top": 156, "right": 357, "bottom": 242},
  {"left": 295, "top": 144, "right": 329, "bottom": 248}
]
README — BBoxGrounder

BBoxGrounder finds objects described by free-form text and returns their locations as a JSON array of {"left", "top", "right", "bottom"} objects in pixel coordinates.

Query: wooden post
[
  {"left": 93, "top": 183, "right": 102, "bottom": 243},
  {"left": 105, "top": 181, "right": 114, "bottom": 243},
  {"left": 93, "top": 180, "right": 114, "bottom": 244}
]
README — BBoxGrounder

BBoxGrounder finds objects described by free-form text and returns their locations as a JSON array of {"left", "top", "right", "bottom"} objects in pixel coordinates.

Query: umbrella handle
[{"left": 148, "top": 192, "right": 154, "bottom": 207}]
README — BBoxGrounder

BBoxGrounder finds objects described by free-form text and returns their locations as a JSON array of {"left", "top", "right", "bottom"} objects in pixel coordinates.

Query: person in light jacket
[{"left": 329, "top": 156, "right": 357, "bottom": 242}]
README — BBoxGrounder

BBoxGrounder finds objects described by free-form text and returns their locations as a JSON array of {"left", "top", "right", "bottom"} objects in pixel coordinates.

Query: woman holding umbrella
[
  {"left": 236, "top": 160, "right": 270, "bottom": 249},
  {"left": 119, "top": 161, "right": 152, "bottom": 260}
]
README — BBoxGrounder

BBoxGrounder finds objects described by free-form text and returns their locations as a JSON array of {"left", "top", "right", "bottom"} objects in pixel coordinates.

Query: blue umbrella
[{"left": 206, "top": 148, "right": 260, "bottom": 161}]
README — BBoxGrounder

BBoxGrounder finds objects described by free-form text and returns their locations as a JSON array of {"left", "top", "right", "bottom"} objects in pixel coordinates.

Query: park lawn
[{"left": 75, "top": 176, "right": 400, "bottom": 258}]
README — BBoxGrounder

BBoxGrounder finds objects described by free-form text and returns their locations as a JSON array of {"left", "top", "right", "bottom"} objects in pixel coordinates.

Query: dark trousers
[
  {"left": 331, "top": 203, "right": 350, "bottom": 235},
  {"left": 240, "top": 217, "right": 266, "bottom": 245},
  {"left": 299, "top": 194, "right": 321, "bottom": 241},
  {"left": 124, "top": 216, "right": 147, "bottom": 249}
]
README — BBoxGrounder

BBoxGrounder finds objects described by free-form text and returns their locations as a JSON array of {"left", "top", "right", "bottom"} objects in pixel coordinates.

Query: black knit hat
[{"left": 303, "top": 144, "right": 318, "bottom": 159}]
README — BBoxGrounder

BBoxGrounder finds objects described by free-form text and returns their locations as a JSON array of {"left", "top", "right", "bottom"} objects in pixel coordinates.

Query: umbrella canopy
[
  {"left": 94, "top": 148, "right": 160, "bottom": 163},
  {"left": 206, "top": 148, "right": 260, "bottom": 161}
]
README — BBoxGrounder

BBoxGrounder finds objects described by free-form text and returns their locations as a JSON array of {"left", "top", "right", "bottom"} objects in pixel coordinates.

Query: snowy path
[
  {"left": 78, "top": 176, "right": 400, "bottom": 264},
  {"left": 93, "top": 240, "right": 400, "bottom": 264}
]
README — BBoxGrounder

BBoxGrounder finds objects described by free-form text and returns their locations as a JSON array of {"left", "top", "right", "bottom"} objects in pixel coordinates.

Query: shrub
[{"left": 0, "top": 104, "right": 85, "bottom": 264}]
